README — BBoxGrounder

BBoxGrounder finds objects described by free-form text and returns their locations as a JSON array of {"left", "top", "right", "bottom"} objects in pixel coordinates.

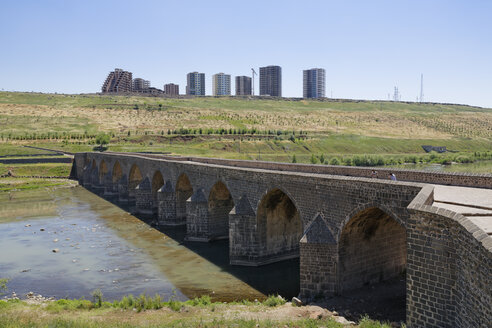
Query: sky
[{"left": 1, "top": 0, "right": 491, "bottom": 108}]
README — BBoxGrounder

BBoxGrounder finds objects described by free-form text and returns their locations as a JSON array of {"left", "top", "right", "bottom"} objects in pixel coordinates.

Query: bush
[
  {"left": 262, "top": 295, "right": 286, "bottom": 307},
  {"left": 329, "top": 157, "right": 340, "bottom": 165}
]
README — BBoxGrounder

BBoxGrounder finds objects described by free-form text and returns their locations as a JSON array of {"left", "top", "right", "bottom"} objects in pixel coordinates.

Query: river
[{"left": 0, "top": 186, "right": 299, "bottom": 301}]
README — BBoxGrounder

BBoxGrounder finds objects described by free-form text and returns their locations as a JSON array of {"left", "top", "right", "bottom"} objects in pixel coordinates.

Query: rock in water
[{"left": 52, "top": 249, "right": 59, "bottom": 253}]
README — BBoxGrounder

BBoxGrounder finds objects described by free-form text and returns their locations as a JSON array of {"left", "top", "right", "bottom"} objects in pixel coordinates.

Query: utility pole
[{"left": 419, "top": 74, "right": 424, "bottom": 102}]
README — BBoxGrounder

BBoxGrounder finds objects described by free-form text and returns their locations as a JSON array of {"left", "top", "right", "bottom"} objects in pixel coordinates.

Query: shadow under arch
[
  {"left": 175, "top": 173, "right": 193, "bottom": 222},
  {"left": 208, "top": 180, "right": 234, "bottom": 240},
  {"left": 257, "top": 188, "right": 302, "bottom": 262},
  {"left": 99, "top": 160, "right": 108, "bottom": 184},
  {"left": 128, "top": 164, "right": 143, "bottom": 201},
  {"left": 112, "top": 161, "right": 123, "bottom": 184},
  {"left": 334, "top": 205, "right": 407, "bottom": 321},
  {"left": 151, "top": 170, "right": 164, "bottom": 212}
]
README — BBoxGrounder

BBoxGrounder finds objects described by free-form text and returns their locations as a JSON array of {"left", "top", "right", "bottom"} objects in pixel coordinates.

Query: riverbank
[
  {"left": 0, "top": 177, "right": 77, "bottom": 192},
  {"left": 0, "top": 296, "right": 400, "bottom": 328}
]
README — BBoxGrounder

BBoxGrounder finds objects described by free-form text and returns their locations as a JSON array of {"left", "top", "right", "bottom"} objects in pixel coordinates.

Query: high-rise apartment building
[
  {"left": 133, "top": 78, "right": 150, "bottom": 91},
  {"left": 186, "top": 72, "right": 205, "bottom": 95},
  {"left": 212, "top": 73, "right": 231, "bottom": 96},
  {"left": 102, "top": 68, "right": 133, "bottom": 93},
  {"left": 303, "top": 68, "right": 325, "bottom": 98},
  {"left": 259, "top": 65, "right": 282, "bottom": 97},
  {"left": 235, "top": 76, "right": 252, "bottom": 96},
  {"left": 164, "top": 83, "right": 179, "bottom": 96}
]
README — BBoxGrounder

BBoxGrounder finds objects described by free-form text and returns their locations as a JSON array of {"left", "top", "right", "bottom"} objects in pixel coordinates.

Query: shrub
[
  {"left": 262, "top": 295, "right": 286, "bottom": 307},
  {"left": 329, "top": 157, "right": 340, "bottom": 165}
]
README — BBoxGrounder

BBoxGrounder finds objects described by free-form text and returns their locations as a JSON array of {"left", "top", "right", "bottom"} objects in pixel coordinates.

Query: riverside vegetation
[{"left": 0, "top": 292, "right": 403, "bottom": 328}]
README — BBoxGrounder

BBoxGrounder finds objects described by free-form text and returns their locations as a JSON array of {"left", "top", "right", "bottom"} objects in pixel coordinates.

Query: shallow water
[{"left": 0, "top": 186, "right": 299, "bottom": 301}]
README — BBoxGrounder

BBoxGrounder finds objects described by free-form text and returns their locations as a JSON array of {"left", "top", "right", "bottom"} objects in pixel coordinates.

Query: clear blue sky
[{"left": 1, "top": 0, "right": 491, "bottom": 107}]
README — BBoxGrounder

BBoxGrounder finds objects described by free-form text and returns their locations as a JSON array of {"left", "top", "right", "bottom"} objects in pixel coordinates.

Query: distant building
[
  {"left": 186, "top": 72, "right": 205, "bottom": 96},
  {"left": 102, "top": 68, "right": 133, "bottom": 93},
  {"left": 212, "top": 73, "right": 231, "bottom": 96},
  {"left": 259, "top": 65, "right": 282, "bottom": 97},
  {"left": 235, "top": 76, "right": 252, "bottom": 96},
  {"left": 132, "top": 78, "right": 150, "bottom": 91},
  {"left": 303, "top": 68, "right": 325, "bottom": 98},
  {"left": 164, "top": 83, "right": 179, "bottom": 96}
]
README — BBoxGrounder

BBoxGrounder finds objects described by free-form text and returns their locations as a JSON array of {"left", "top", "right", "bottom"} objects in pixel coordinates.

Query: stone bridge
[{"left": 72, "top": 152, "right": 491, "bottom": 328}]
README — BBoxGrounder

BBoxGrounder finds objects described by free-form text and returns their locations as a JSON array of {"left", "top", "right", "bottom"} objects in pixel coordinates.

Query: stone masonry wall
[
  {"left": 407, "top": 187, "right": 491, "bottom": 328},
  {"left": 118, "top": 153, "right": 492, "bottom": 189}
]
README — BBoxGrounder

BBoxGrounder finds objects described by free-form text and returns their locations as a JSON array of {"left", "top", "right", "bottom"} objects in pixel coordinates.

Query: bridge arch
[
  {"left": 208, "top": 180, "right": 234, "bottom": 239},
  {"left": 91, "top": 159, "right": 97, "bottom": 170},
  {"left": 128, "top": 164, "right": 143, "bottom": 199},
  {"left": 112, "top": 161, "right": 123, "bottom": 183},
  {"left": 99, "top": 160, "right": 108, "bottom": 184},
  {"left": 151, "top": 170, "right": 165, "bottom": 208},
  {"left": 176, "top": 173, "right": 193, "bottom": 222},
  {"left": 257, "top": 188, "right": 302, "bottom": 258},
  {"left": 338, "top": 206, "right": 406, "bottom": 293}
]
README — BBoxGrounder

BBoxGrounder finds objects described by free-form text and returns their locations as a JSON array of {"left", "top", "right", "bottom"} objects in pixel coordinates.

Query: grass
[
  {"left": 0, "top": 177, "right": 74, "bottom": 192},
  {"left": 0, "top": 296, "right": 402, "bottom": 328},
  {"left": 0, "top": 163, "right": 72, "bottom": 177}
]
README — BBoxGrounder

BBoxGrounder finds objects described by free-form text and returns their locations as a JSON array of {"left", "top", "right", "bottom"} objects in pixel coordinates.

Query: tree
[
  {"left": 95, "top": 133, "right": 110, "bottom": 150},
  {"left": 292, "top": 154, "right": 297, "bottom": 163}
]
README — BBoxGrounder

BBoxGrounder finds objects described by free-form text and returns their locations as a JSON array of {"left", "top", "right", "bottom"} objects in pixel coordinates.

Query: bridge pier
[
  {"left": 299, "top": 215, "right": 338, "bottom": 300},
  {"left": 157, "top": 181, "right": 182, "bottom": 226},
  {"left": 103, "top": 171, "right": 117, "bottom": 199},
  {"left": 185, "top": 189, "right": 210, "bottom": 241},
  {"left": 91, "top": 168, "right": 105, "bottom": 195},
  {"left": 229, "top": 195, "right": 261, "bottom": 265},
  {"left": 117, "top": 175, "right": 129, "bottom": 204},
  {"left": 135, "top": 177, "right": 153, "bottom": 216},
  {"left": 82, "top": 167, "right": 91, "bottom": 188}
]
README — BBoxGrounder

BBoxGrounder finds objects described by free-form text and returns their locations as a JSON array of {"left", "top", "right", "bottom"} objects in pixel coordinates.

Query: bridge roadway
[{"left": 72, "top": 152, "right": 491, "bottom": 328}]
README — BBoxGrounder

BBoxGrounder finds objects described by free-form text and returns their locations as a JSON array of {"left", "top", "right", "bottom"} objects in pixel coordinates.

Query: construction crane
[{"left": 251, "top": 68, "right": 257, "bottom": 96}]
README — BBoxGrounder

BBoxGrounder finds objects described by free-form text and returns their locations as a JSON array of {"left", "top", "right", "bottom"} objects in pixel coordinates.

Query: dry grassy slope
[{"left": 0, "top": 92, "right": 491, "bottom": 141}]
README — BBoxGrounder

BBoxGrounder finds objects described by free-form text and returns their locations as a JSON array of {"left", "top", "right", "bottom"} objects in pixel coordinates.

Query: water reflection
[{"left": 0, "top": 186, "right": 299, "bottom": 301}]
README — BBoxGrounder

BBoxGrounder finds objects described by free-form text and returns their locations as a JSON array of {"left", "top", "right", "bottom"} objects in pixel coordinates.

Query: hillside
[{"left": 0, "top": 92, "right": 491, "bottom": 171}]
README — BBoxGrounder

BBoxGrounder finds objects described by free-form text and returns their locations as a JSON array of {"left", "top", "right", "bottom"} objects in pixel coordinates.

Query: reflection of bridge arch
[{"left": 176, "top": 173, "right": 193, "bottom": 222}]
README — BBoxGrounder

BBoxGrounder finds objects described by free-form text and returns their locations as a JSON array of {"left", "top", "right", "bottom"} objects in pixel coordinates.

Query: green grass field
[{"left": 0, "top": 92, "right": 491, "bottom": 173}]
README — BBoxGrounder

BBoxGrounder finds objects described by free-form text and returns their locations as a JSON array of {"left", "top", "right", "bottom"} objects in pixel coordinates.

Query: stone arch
[
  {"left": 338, "top": 206, "right": 406, "bottom": 293},
  {"left": 151, "top": 170, "right": 165, "bottom": 206},
  {"left": 175, "top": 173, "right": 193, "bottom": 221},
  {"left": 339, "top": 202, "right": 405, "bottom": 240},
  {"left": 257, "top": 188, "right": 302, "bottom": 258},
  {"left": 208, "top": 180, "right": 234, "bottom": 239},
  {"left": 128, "top": 164, "right": 143, "bottom": 199},
  {"left": 91, "top": 159, "right": 97, "bottom": 169},
  {"left": 99, "top": 160, "right": 108, "bottom": 184},
  {"left": 112, "top": 161, "right": 123, "bottom": 184}
]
